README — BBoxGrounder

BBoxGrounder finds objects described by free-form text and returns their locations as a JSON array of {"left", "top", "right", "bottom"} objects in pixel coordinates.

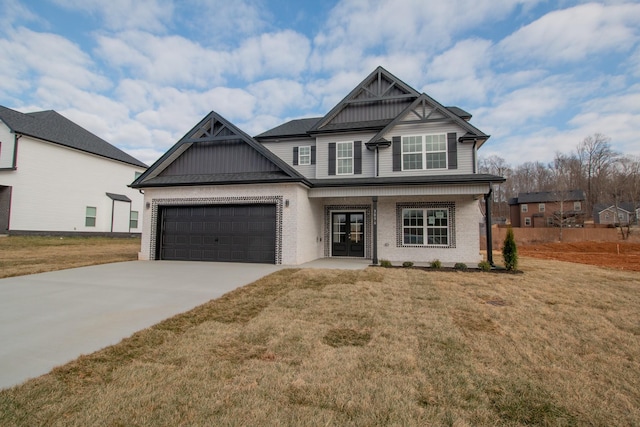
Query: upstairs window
[
  {"left": 539, "top": 203, "right": 545, "bottom": 212},
  {"left": 298, "top": 146, "right": 311, "bottom": 165},
  {"left": 85, "top": 206, "right": 96, "bottom": 227},
  {"left": 401, "top": 134, "right": 447, "bottom": 170},
  {"left": 402, "top": 136, "right": 422, "bottom": 170},
  {"left": 521, "top": 204, "right": 528, "bottom": 213},
  {"left": 574, "top": 201, "right": 582, "bottom": 211},
  {"left": 336, "top": 142, "right": 353, "bottom": 175}
]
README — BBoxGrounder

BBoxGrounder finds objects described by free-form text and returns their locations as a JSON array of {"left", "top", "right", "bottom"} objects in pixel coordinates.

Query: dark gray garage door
[{"left": 158, "top": 204, "right": 276, "bottom": 263}]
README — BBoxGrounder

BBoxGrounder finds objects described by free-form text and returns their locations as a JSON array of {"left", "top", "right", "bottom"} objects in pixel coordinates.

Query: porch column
[
  {"left": 485, "top": 189, "right": 494, "bottom": 266},
  {"left": 372, "top": 196, "right": 378, "bottom": 265}
]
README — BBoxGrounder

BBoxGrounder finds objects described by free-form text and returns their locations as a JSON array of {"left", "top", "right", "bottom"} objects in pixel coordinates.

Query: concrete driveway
[{"left": 0, "top": 261, "right": 281, "bottom": 390}]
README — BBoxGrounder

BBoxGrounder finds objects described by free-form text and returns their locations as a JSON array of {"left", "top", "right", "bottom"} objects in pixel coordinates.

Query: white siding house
[
  {"left": 132, "top": 67, "right": 504, "bottom": 266},
  {"left": 0, "top": 107, "right": 147, "bottom": 235}
]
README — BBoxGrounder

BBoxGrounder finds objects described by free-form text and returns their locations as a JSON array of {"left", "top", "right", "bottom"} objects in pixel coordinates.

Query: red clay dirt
[{"left": 519, "top": 241, "right": 640, "bottom": 271}]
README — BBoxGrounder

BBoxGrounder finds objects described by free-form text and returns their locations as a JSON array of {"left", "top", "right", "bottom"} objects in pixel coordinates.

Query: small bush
[
  {"left": 454, "top": 262, "right": 468, "bottom": 271},
  {"left": 430, "top": 259, "right": 442, "bottom": 269},
  {"left": 502, "top": 227, "right": 518, "bottom": 271},
  {"left": 380, "top": 259, "right": 393, "bottom": 268},
  {"left": 402, "top": 261, "right": 414, "bottom": 268},
  {"left": 478, "top": 261, "right": 491, "bottom": 272}
]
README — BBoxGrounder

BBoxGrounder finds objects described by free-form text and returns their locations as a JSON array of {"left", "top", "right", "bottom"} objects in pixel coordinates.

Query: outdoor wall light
[
  {"left": 285, "top": 199, "right": 290, "bottom": 207},
  {"left": 146, "top": 202, "right": 151, "bottom": 209}
]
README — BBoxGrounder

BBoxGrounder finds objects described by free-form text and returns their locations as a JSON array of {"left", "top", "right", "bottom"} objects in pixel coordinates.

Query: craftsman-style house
[{"left": 132, "top": 67, "right": 504, "bottom": 265}]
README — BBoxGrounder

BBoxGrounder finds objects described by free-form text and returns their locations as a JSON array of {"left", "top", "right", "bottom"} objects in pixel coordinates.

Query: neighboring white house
[
  {"left": 593, "top": 203, "right": 638, "bottom": 226},
  {"left": 0, "top": 106, "right": 147, "bottom": 235},
  {"left": 132, "top": 67, "right": 504, "bottom": 265}
]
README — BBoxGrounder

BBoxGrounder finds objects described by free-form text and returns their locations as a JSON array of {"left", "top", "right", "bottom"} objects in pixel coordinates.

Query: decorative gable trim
[
  {"left": 367, "top": 93, "right": 489, "bottom": 148},
  {"left": 132, "top": 111, "right": 309, "bottom": 188},
  {"left": 308, "top": 66, "right": 420, "bottom": 134}
]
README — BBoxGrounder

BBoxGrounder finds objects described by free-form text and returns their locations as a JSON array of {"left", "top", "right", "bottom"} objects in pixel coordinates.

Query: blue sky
[{"left": 1, "top": 0, "right": 639, "bottom": 166}]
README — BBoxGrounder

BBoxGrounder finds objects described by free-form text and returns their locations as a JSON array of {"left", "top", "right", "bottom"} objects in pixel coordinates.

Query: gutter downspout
[
  {"left": 110, "top": 198, "right": 115, "bottom": 233},
  {"left": 372, "top": 196, "right": 378, "bottom": 265},
  {"left": 485, "top": 188, "right": 494, "bottom": 266}
]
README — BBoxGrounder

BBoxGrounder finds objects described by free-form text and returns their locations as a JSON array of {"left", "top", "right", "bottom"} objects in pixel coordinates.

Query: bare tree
[
  {"left": 550, "top": 153, "right": 578, "bottom": 241},
  {"left": 479, "top": 155, "right": 512, "bottom": 222},
  {"left": 577, "top": 134, "right": 618, "bottom": 213},
  {"left": 610, "top": 156, "right": 640, "bottom": 239}
]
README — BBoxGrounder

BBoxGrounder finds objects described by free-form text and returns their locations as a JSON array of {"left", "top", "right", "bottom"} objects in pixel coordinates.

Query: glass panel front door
[{"left": 331, "top": 212, "right": 365, "bottom": 257}]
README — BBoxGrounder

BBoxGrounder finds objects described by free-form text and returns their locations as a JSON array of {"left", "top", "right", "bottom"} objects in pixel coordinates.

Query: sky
[{"left": 1, "top": 0, "right": 639, "bottom": 167}]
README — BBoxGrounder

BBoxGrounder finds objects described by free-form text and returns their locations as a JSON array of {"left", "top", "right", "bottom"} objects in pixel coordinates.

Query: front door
[{"left": 331, "top": 212, "right": 365, "bottom": 257}]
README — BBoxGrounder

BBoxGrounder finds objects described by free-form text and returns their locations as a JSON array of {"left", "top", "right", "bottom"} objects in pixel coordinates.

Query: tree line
[{"left": 479, "top": 133, "right": 640, "bottom": 225}]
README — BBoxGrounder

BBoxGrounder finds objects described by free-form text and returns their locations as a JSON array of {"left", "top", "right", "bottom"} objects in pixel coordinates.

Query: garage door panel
[{"left": 159, "top": 204, "right": 276, "bottom": 263}]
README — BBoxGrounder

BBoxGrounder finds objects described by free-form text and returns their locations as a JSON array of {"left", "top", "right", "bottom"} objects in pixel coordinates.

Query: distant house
[
  {"left": 593, "top": 203, "right": 638, "bottom": 226},
  {"left": 508, "top": 190, "right": 586, "bottom": 228},
  {"left": 132, "top": 66, "right": 504, "bottom": 265},
  {"left": 0, "top": 106, "right": 147, "bottom": 235}
]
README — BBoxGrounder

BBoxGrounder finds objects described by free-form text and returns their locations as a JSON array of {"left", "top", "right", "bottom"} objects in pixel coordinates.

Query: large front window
[
  {"left": 336, "top": 142, "right": 353, "bottom": 175},
  {"left": 402, "top": 208, "right": 449, "bottom": 246},
  {"left": 402, "top": 134, "right": 447, "bottom": 170}
]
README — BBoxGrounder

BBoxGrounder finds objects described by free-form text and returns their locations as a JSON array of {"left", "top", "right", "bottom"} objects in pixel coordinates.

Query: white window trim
[
  {"left": 573, "top": 202, "right": 582, "bottom": 211},
  {"left": 538, "top": 203, "right": 545, "bottom": 212},
  {"left": 336, "top": 141, "right": 353, "bottom": 175},
  {"left": 401, "top": 134, "right": 447, "bottom": 171},
  {"left": 524, "top": 217, "right": 531, "bottom": 226},
  {"left": 401, "top": 207, "right": 450, "bottom": 247},
  {"left": 130, "top": 211, "right": 139, "bottom": 229},
  {"left": 298, "top": 145, "right": 311, "bottom": 166},
  {"left": 85, "top": 206, "right": 97, "bottom": 227},
  {"left": 521, "top": 204, "right": 528, "bottom": 213}
]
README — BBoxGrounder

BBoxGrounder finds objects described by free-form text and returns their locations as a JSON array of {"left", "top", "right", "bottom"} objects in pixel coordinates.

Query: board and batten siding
[
  {"left": 315, "top": 132, "right": 376, "bottom": 179},
  {"left": 0, "top": 136, "right": 144, "bottom": 233},
  {"left": 378, "top": 122, "right": 475, "bottom": 177},
  {"left": 0, "top": 121, "right": 16, "bottom": 169},
  {"left": 261, "top": 139, "right": 316, "bottom": 179}
]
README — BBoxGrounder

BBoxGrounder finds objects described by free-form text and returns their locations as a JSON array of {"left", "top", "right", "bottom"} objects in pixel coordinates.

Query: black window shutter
[
  {"left": 354, "top": 141, "right": 362, "bottom": 174},
  {"left": 293, "top": 146, "right": 299, "bottom": 165},
  {"left": 447, "top": 133, "right": 457, "bottom": 169},
  {"left": 311, "top": 146, "right": 316, "bottom": 165},
  {"left": 392, "top": 136, "right": 401, "bottom": 171},
  {"left": 328, "top": 143, "right": 336, "bottom": 175}
]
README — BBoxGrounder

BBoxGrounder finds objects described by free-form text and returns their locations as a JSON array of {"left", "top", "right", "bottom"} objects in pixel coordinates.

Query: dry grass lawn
[
  {"left": 0, "top": 236, "right": 140, "bottom": 278},
  {"left": 1, "top": 257, "right": 639, "bottom": 426}
]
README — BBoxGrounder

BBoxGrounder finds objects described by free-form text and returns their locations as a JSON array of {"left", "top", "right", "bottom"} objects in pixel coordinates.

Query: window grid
[
  {"left": 521, "top": 204, "right": 528, "bottom": 213},
  {"left": 402, "top": 136, "right": 422, "bottom": 170},
  {"left": 85, "top": 206, "right": 96, "bottom": 227},
  {"left": 425, "top": 134, "right": 447, "bottom": 169},
  {"left": 539, "top": 203, "right": 545, "bottom": 212},
  {"left": 298, "top": 146, "right": 311, "bottom": 165},
  {"left": 401, "top": 134, "right": 447, "bottom": 170},
  {"left": 130, "top": 211, "right": 139, "bottom": 229},
  {"left": 336, "top": 142, "right": 353, "bottom": 175},
  {"left": 397, "top": 203, "right": 455, "bottom": 248}
]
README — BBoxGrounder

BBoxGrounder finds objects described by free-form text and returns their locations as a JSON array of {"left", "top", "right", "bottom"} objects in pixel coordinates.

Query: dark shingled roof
[
  {"left": 446, "top": 106, "right": 472, "bottom": 120},
  {"left": 0, "top": 106, "right": 147, "bottom": 168},
  {"left": 509, "top": 190, "right": 586, "bottom": 204},
  {"left": 254, "top": 117, "right": 321, "bottom": 139}
]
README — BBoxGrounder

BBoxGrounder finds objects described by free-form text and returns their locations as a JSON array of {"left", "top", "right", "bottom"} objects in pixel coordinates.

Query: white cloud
[
  {"left": 498, "top": 3, "right": 640, "bottom": 64},
  {"left": 0, "top": 27, "right": 110, "bottom": 92},
  {"left": 95, "top": 31, "right": 230, "bottom": 87},
  {"left": 51, "top": 0, "right": 173, "bottom": 32},
  {"left": 313, "top": 0, "right": 544, "bottom": 72},
  {"left": 233, "top": 31, "right": 310, "bottom": 80},
  {"left": 423, "top": 38, "right": 493, "bottom": 104},
  {"left": 247, "top": 79, "right": 312, "bottom": 116},
  {"left": 0, "top": 0, "right": 40, "bottom": 29}
]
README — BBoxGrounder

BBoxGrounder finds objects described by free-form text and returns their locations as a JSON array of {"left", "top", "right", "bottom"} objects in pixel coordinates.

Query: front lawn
[
  {"left": 0, "top": 236, "right": 140, "bottom": 278},
  {"left": 1, "top": 257, "right": 639, "bottom": 425}
]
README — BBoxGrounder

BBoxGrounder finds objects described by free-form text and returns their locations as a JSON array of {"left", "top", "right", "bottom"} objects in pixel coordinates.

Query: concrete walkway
[{"left": 0, "top": 258, "right": 370, "bottom": 390}]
